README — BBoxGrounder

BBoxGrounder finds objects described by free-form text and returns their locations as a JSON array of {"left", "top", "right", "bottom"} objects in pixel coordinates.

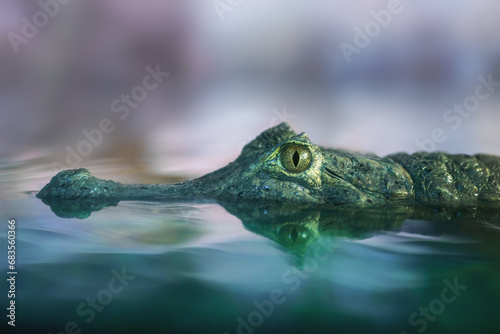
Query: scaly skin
[{"left": 37, "top": 122, "right": 500, "bottom": 208}]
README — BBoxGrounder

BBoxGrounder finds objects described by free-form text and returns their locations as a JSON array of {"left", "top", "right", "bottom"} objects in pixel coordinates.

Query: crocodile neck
[{"left": 388, "top": 152, "right": 500, "bottom": 207}]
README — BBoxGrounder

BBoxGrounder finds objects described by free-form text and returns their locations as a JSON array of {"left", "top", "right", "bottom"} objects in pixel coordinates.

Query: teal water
[{"left": 1, "top": 160, "right": 500, "bottom": 334}]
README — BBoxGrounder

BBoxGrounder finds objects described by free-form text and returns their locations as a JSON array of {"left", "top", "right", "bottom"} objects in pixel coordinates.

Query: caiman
[{"left": 37, "top": 122, "right": 500, "bottom": 208}]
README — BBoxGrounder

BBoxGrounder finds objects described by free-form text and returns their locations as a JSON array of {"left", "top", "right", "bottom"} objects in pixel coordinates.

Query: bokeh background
[
  {"left": 2, "top": 0, "right": 500, "bottom": 178},
  {"left": 2, "top": 3, "right": 500, "bottom": 334}
]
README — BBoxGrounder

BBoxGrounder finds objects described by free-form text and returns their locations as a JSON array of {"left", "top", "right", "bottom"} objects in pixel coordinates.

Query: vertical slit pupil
[
  {"left": 290, "top": 227, "right": 298, "bottom": 241},
  {"left": 292, "top": 150, "right": 300, "bottom": 167}
]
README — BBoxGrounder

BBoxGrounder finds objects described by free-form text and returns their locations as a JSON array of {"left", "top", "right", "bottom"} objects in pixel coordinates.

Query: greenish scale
[{"left": 38, "top": 123, "right": 500, "bottom": 210}]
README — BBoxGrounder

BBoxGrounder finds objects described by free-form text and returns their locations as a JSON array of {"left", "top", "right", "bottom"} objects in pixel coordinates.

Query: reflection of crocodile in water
[
  {"left": 38, "top": 122, "right": 500, "bottom": 209},
  {"left": 228, "top": 202, "right": 500, "bottom": 257}
]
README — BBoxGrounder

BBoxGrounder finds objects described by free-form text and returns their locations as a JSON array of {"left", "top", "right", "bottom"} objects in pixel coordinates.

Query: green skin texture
[{"left": 37, "top": 122, "right": 500, "bottom": 208}]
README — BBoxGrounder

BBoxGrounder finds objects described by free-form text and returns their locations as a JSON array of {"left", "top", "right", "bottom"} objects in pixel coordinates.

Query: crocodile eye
[
  {"left": 277, "top": 224, "right": 310, "bottom": 247},
  {"left": 280, "top": 144, "right": 312, "bottom": 173}
]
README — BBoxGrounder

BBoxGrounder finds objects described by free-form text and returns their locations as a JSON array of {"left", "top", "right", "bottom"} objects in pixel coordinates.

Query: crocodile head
[
  {"left": 38, "top": 122, "right": 415, "bottom": 209},
  {"left": 206, "top": 123, "right": 414, "bottom": 206}
]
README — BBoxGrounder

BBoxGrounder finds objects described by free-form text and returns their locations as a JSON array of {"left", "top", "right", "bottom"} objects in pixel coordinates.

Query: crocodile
[{"left": 37, "top": 122, "right": 500, "bottom": 208}]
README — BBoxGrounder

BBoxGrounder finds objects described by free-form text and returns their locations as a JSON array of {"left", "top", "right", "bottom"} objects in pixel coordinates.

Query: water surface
[{"left": 1, "top": 159, "right": 500, "bottom": 334}]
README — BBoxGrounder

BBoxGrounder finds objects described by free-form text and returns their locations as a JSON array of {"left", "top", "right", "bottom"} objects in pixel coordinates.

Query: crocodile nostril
[{"left": 293, "top": 150, "right": 300, "bottom": 167}]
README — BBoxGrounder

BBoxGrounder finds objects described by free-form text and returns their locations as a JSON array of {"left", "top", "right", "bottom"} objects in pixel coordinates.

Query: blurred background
[
  {"left": 1, "top": 0, "right": 500, "bottom": 178},
  {"left": 2, "top": 3, "right": 500, "bottom": 333}
]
